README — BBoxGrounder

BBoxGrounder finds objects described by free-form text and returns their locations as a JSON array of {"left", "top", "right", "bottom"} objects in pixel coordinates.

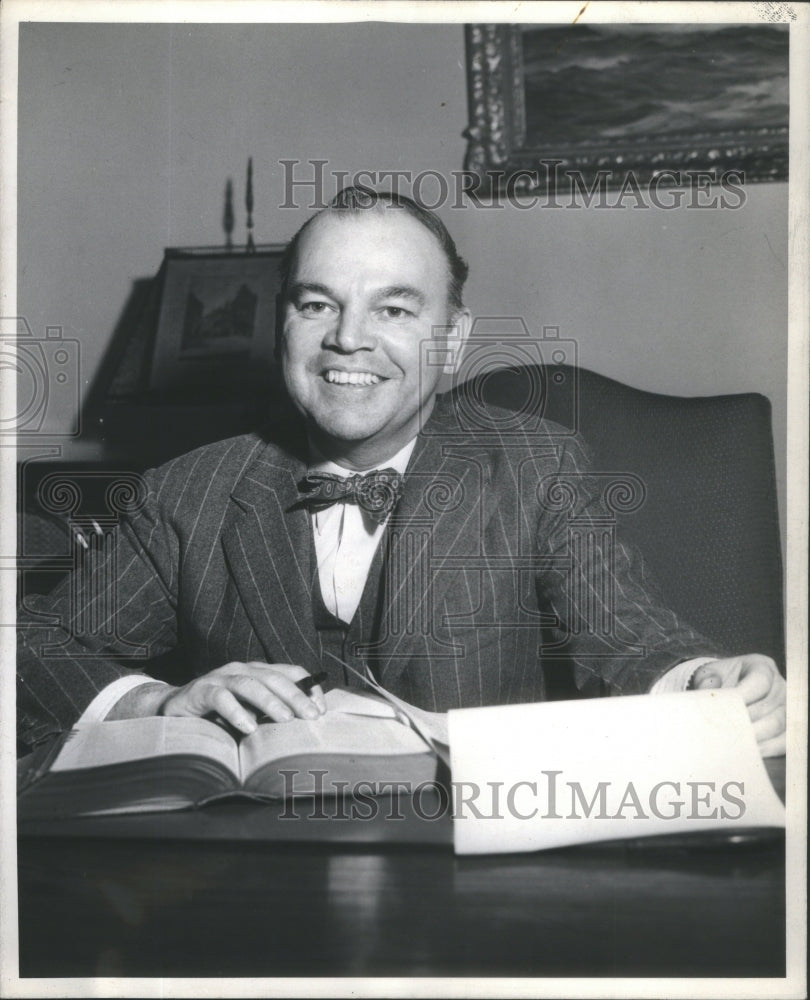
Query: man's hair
[{"left": 279, "top": 185, "right": 469, "bottom": 313}]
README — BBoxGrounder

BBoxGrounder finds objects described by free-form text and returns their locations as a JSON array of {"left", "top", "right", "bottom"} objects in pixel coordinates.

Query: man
[{"left": 17, "top": 188, "right": 786, "bottom": 756}]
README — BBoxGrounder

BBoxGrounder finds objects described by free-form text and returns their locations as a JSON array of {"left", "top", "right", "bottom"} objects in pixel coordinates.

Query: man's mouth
[{"left": 322, "top": 370, "right": 385, "bottom": 386}]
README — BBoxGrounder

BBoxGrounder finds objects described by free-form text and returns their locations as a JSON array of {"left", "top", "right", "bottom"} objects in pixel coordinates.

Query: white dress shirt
[
  {"left": 308, "top": 438, "right": 416, "bottom": 624},
  {"left": 78, "top": 435, "right": 710, "bottom": 721}
]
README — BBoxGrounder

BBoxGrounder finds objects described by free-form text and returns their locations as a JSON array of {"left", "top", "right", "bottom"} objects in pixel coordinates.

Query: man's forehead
[
  {"left": 286, "top": 208, "right": 455, "bottom": 309},
  {"left": 294, "top": 208, "right": 447, "bottom": 266},
  {"left": 290, "top": 279, "right": 427, "bottom": 307}
]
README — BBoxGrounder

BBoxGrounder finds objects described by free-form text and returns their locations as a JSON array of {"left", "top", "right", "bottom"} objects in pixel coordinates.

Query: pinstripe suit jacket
[{"left": 17, "top": 395, "right": 723, "bottom": 749}]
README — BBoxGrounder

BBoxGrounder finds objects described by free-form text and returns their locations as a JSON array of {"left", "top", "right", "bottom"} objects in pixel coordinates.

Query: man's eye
[
  {"left": 380, "top": 306, "right": 412, "bottom": 319},
  {"left": 299, "top": 301, "right": 331, "bottom": 315}
]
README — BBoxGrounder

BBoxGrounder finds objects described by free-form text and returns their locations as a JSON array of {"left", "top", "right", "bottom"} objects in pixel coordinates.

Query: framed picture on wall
[
  {"left": 148, "top": 248, "right": 284, "bottom": 399},
  {"left": 464, "top": 23, "right": 789, "bottom": 195}
]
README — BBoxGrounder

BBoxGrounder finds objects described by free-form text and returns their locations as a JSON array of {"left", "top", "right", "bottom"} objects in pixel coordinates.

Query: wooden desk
[{"left": 17, "top": 758, "right": 786, "bottom": 980}]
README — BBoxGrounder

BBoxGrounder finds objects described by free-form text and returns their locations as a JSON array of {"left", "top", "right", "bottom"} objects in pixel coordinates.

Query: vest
[{"left": 310, "top": 520, "right": 389, "bottom": 690}]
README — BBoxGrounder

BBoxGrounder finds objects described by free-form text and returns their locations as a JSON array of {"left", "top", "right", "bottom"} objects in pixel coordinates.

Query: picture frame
[
  {"left": 464, "top": 23, "right": 789, "bottom": 195},
  {"left": 148, "top": 248, "right": 284, "bottom": 399}
]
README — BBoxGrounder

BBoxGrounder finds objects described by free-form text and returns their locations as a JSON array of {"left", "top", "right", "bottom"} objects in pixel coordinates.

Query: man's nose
[{"left": 326, "top": 308, "right": 376, "bottom": 352}]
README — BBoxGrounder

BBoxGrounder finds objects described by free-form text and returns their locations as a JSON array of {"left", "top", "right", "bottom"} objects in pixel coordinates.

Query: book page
[
  {"left": 325, "top": 687, "right": 449, "bottom": 747},
  {"left": 51, "top": 717, "right": 241, "bottom": 779},
  {"left": 239, "top": 711, "right": 433, "bottom": 781},
  {"left": 448, "top": 689, "right": 785, "bottom": 855},
  {"left": 321, "top": 659, "right": 450, "bottom": 757},
  {"left": 323, "top": 688, "right": 399, "bottom": 718},
  {"left": 393, "top": 699, "right": 449, "bottom": 750}
]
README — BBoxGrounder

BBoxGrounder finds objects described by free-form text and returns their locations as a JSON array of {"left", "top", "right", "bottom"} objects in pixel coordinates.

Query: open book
[
  {"left": 18, "top": 681, "right": 785, "bottom": 855},
  {"left": 17, "top": 688, "right": 446, "bottom": 819}
]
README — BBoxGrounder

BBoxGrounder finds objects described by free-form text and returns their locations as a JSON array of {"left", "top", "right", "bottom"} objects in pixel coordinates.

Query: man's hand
[
  {"left": 107, "top": 663, "right": 327, "bottom": 734},
  {"left": 692, "top": 654, "right": 786, "bottom": 757}
]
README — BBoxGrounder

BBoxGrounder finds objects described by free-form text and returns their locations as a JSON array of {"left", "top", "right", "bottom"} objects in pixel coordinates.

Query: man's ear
[
  {"left": 443, "top": 307, "right": 471, "bottom": 377},
  {"left": 273, "top": 292, "right": 285, "bottom": 363}
]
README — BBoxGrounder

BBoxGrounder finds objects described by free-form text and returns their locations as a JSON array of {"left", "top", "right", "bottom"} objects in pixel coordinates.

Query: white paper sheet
[{"left": 448, "top": 689, "right": 785, "bottom": 855}]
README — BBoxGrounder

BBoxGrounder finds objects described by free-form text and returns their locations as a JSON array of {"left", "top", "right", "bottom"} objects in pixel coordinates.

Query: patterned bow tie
[{"left": 298, "top": 468, "right": 404, "bottom": 524}]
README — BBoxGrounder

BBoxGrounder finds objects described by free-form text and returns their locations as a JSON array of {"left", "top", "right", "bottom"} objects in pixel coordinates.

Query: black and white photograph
[{"left": 0, "top": 2, "right": 806, "bottom": 997}]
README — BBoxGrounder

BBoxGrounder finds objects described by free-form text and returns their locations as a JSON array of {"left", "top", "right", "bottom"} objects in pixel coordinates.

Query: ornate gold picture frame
[{"left": 464, "top": 23, "right": 789, "bottom": 195}]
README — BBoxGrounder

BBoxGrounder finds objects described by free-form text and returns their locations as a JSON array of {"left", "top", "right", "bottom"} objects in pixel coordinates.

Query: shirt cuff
[
  {"left": 77, "top": 675, "right": 169, "bottom": 724},
  {"left": 649, "top": 657, "right": 719, "bottom": 695}
]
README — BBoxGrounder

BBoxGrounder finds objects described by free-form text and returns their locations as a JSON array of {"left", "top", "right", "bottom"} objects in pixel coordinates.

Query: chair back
[{"left": 457, "top": 364, "right": 784, "bottom": 667}]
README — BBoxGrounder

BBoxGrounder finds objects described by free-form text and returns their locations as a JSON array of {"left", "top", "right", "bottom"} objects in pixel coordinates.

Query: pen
[{"left": 296, "top": 671, "right": 328, "bottom": 695}]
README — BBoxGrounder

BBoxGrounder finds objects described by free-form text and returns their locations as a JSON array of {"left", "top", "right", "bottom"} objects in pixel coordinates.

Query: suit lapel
[
  {"left": 219, "top": 397, "right": 498, "bottom": 687},
  {"left": 221, "top": 442, "right": 321, "bottom": 671},
  {"left": 375, "top": 398, "right": 496, "bottom": 690}
]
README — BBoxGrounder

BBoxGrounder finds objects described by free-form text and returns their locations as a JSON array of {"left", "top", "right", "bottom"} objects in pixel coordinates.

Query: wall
[{"left": 17, "top": 22, "right": 788, "bottom": 516}]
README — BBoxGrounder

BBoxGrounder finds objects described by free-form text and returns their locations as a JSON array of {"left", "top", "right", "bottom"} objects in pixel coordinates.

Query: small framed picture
[{"left": 148, "top": 248, "right": 284, "bottom": 398}]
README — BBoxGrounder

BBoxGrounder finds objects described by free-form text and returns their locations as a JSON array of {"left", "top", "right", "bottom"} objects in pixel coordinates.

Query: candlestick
[
  {"left": 223, "top": 178, "right": 234, "bottom": 250},
  {"left": 245, "top": 157, "right": 255, "bottom": 253}
]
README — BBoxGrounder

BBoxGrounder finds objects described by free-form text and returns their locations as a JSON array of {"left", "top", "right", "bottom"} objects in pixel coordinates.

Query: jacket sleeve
[
  {"left": 17, "top": 467, "right": 180, "bottom": 751},
  {"left": 532, "top": 433, "right": 727, "bottom": 697}
]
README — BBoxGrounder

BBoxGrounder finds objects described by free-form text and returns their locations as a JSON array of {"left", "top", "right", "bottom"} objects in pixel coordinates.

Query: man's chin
[
  {"left": 307, "top": 402, "right": 389, "bottom": 441},
  {"left": 315, "top": 426, "right": 375, "bottom": 445},
  {"left": 306, "top": 415, "right": 410, "bottom": 463}
]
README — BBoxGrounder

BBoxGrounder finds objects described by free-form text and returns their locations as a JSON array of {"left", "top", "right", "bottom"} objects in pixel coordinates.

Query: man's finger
[
  {"left": 746, "top": 690, "right": 782, "bottom": 723},
  {"left": 732, "top": 661, "right": 773, "bottom": 706},
  {"left": 692, "top": 667, "right": 723, "bottom": 690},
  {"left": 240, "top": 664, "right": 323, "bottom": 716},
  {"left": 207, "top": 687, "right": 258, "bottom": 734},
  {"left": 262, "top": 677, "right": 322, "bottom": 720},
  {"left": 756, "top": 732, "right": 787, "bottom": 758},
  {"left": 245, "top": 661, "right": 309, "bottom": 682},
  {"left": 227, "top": 675, "right": 295, "bottom": 722},
  {"left": 214, "top": 663, "right": 322, "bottom": 720},
  {"left": 221, "top": 674, "right": 320, "bottom": 721},
  {"left": 751, "top": 706, "right": 786, "bottom": 744},
  {"left": 310, "top": 684, "right": 327, "bottom": 714}
]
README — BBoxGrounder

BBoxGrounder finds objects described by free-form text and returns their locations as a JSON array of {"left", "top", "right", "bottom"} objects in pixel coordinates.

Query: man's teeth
[{"left": 324, "top": 370, "right": 382, "bottom": 386}]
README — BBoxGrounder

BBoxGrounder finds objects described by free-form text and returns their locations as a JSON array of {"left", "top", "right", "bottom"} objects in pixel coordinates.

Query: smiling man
[
  {"left": 279, "top": 194, "right": 467, "bottom": 470},
  {"left": 17, "top": 188, "right": 786, "bottom": 757}
]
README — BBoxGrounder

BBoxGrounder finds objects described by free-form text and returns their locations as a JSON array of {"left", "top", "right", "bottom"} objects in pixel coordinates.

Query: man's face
[{"left": 281, "top": 209, "right": 466, "bottom": 468}]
